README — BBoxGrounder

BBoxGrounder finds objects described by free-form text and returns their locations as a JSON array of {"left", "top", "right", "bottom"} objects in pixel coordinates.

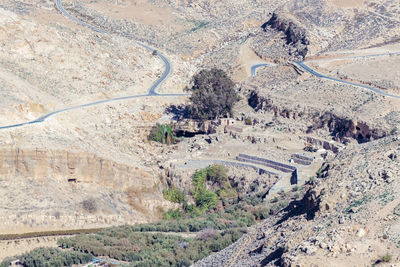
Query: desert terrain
[{"left": 0, "top": 0, "right": 399, "bottom": 265}]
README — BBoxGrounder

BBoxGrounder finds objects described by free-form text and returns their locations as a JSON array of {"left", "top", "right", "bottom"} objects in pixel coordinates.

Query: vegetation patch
[
  {"left": 163, "top": 186, "right": 185, "bottom": 203},
  {"left": 344, "top": 195, "right": 372, "bottom": 213},
  {"left": 189, "top": 21, "right": 210, "bottom": 32},
  {"left": 376, "top": 253, "right": 392, "bottom": 264},
  {"left": 148, "top": 124, "right": 176, "bottom": 145},
  {"left": 56, "top": 227, "right": 245, "bottom": 267},
  {"left": 378, "top": 192, "right": 395, "bottom": 205},
  {"left": 1, "top": 247, "right": 91, "bottom": 267},
  {"left": 6, "top": 165, "right": 304, "bottom": 267},
  {"left": 393, "top": 203, "right": 400, "bottom": 216}
]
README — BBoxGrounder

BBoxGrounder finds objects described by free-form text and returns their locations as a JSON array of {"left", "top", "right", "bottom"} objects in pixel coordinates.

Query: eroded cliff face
[
  {"left": 0, "top": 147, "right": 173, "bottom": 235},
  {"left": 0, "top": 147, "right": 153, "bottom": 189}
]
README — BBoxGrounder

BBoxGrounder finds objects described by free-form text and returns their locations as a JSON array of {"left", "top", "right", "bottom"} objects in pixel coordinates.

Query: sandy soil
[
  {"left": 87, "top": 0, "right": 180, "bottom": 28},
  {"left": 234, "top": 41, "right": 268, "bottom": 80},
  {"left": 328, "top": 0, "right": 365, "bottom": 8}
]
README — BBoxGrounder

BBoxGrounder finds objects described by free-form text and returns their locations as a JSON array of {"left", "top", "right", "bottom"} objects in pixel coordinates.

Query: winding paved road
[
  {"left": 295, "top": 60, "right": 400, "bottom": 99},
  {"left": 250, "top": 53, "right": 400, "bottom": 99},
  {"left": 250, "top": 63, "right": 272, "bottom": 77},
  {"left": 0, "top": 0, "right": 187, "bottom": 130},
  {"left": 2, "top": 1, "right": 399, "bottom": 130}
]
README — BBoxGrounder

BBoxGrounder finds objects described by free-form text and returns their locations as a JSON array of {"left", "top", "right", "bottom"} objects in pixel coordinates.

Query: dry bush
[{"left": 81, "top": 198, "right": 97, "bottom": 213}]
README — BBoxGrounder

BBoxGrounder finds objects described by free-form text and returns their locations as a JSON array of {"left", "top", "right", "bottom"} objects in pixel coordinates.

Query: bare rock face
[
  {"left": 0, "top": 147, "right": 176, "bottom": 235},
  {"left": 0, "top": 147, "right": 154, "bottom": 190},
  {"left": 262, "top": 13, "right": 310, "bottom": 59}
]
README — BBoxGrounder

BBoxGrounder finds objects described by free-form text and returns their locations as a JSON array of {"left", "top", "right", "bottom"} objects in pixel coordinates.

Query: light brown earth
[{"left": 0, "top": 0, "right": 400, "bottom": 265}]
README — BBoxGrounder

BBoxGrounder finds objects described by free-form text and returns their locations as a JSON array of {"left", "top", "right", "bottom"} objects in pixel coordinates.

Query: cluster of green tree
[
  {"left": 57, "top": 228, "right": 245, "bottom": 267},
  {"left": 162, "top": 165, "right": 237, "bottom": 219},
  {"left": 148, "top": 124, "right": 176, "bottom": 145},
  {"left": 0, "top": 247, "right": 92, "bottom": 267},
  {"left": 158, "top": 165, "right": 295, "bottom": 232},
  {"left": 185, "top": 69, "right": 239, "bottom": 121}
]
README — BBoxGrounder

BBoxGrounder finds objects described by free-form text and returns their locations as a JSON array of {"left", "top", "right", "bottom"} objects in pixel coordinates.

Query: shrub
[
  {"left": 163, "top": 187, "right": 185, "bottom": 203},
  {"left": 271, "top": 196, "right": 279, "bottom": 203},
  {"left": 185, "top": 69, "right": 239, "bottom": 121},
  {"left": 148, "top": 124, "right": 176, "bottom": 145},
  {"left": 81, "top": 198, "right": 97, "bottom": 213},
  {"left": 0, "top": 257, "right": 13, "bottom": 267},
  {"left": 379, "top": 253, "right": 392, "bottom": 263},
  {"left": 195, "top": 189, "right": 218, "bottom": 211},
  {"left": 307, "top": 176, "right": 315, "bottom": 185},
  {"left": 164, "top": 209, "right": 183, "bottom": 220},
  {"left": 245, "top": 117, "right": 252, "bottom": 125},
  {"left": 253, "top": 208, "right": 270, "bottom": 220}
]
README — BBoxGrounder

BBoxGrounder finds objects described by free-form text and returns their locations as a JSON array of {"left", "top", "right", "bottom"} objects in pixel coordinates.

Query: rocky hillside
[
  {"left": 195, "top": 135, "right": 400, "bottom": 266},
  {"left": 0, "top": 0, "right": 399, "bottom": 265}
]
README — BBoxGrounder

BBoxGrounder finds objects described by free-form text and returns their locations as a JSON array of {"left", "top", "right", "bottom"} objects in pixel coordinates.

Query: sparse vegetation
[
  {"left": 393, "top": 203, "right": 400, "bottom": 216},
  {"left": 0, "top": 257, "right": 13, "bottom": 267},
  {"left": 163, "top": 186, "right": 185, "bottom": 203},
  {"left": 81, "top": 198, "right": 97, "bottom": 214},
  {"left": 378, "top": 253, "right": 392, "bottom": 263},
  {"left": 245, "top": 117, "right": 253, "bottom": 125},
  {"left": 185, "top": 69, "right": 239, "bottom": 121},
  {"left": 148, "top": 123, "right": 176, "bottom": 145}
]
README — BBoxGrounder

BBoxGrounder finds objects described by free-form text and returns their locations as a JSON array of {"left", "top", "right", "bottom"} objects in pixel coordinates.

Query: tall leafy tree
[{"left": 186, "top": 69, "right": 239, "bottom": 121}]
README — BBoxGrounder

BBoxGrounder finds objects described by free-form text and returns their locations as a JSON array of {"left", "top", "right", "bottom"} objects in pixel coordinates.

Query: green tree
[{"left": 185, "top": 69, "right": 239, "bottom": 121}]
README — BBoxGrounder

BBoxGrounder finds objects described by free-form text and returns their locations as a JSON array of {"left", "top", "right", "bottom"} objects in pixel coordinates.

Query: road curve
[
  {"left": 295, "top": 60, "right": 400, "bottom": 99},
  {"left": 56, "top": 0, "right": 172, "bottom": 96},
  {"left": 250, "top": 63, "right": 272, "bottom": 77},
  {"left": 250, "top": 52, "right": 400, "bottom": 99},
  {"left": 0, "top": 0, "right": 186, "bottom": 130}
]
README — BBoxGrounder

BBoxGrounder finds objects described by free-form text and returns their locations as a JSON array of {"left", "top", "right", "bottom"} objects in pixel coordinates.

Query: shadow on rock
[
  {"left": 165, "top": 104, "right": 190, "bottom": 121},
  {"left": 260, "top": 246, "right": 286, "bottom": 266},
  {"left": 275, "top": 188, "right": 321, "bottom": 225}
]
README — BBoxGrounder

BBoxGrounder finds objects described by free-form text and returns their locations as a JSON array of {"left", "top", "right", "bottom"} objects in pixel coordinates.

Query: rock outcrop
[
  {"left": 248, "top": 90, "right": 387, "bottom": 143},
  {"left": 262, "top": 13, "right": 310, "bottom": 58}
]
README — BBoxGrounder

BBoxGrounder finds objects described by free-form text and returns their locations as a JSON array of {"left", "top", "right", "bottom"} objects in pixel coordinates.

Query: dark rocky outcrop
[
  {"left": 262, "top": 13, "right": 310, "bottom": 58},
  {"left": 314, "top": 112, "right": 387, "bottom": 143},
  {"left": 248, "top": 91, "right": 387, "bottom": 143}
]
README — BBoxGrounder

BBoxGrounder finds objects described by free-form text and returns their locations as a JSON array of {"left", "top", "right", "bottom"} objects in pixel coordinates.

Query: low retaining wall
[
  {"left": 236, "top": 154, "right": 298, "bottom": 184},
  {"left": 237, "top": 154, "right": 296, "bottom": 173},
  {"left": 291, "top": 154, "right": 313, "bottom": 165}
]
